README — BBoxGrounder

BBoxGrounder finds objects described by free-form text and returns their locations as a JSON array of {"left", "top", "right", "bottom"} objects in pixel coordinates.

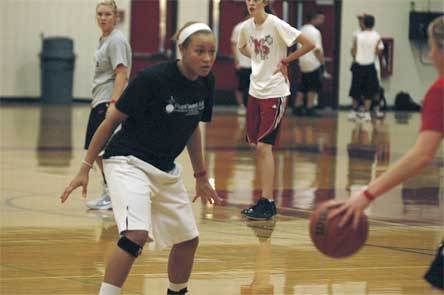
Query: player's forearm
[
  {"left": 351, "top": 39, "right": 357, "bottom": 59},
  {"left": 84, "top": 117, "right": 122, "bottom": 165},
  {"left": 186, "top": 126, "right": 206, "bottom": 173},
  {"left": 239, "top": 46, "right": 251, "bottom": 59},
  {"left": 367, "top": 140, "right": 435, "bottom": 198},
  {"left": 231, "top": 44, "right": 239, "bottom": 63},
  {"left": 314, "top": 49, "right": 325, "bottom": 65},
  {"left": 110, "top": 70, "right": 128, "bottom": 102},
  {"left": 283, "top": 35, "right": 315, "bottom": 64}
]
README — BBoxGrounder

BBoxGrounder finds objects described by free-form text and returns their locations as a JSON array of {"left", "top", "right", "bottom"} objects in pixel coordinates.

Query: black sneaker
[
  {"left": 292, "top": 106, "right": 305, "bottom": 116},
  {"left": 305, "top": 108, "right": 320, "bottom": 117},
  {"left": 167, "top": 287, "right": 188, "bottom": 295},
  {"left": 424, "top": 242, "right": 444, "bottom": 289},
  {"left": 241, "top": 198, "right": 277, "bottom": 220}
]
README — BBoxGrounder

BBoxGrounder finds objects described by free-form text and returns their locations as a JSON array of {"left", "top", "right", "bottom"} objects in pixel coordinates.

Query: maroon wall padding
[
  {"left": 164, "top": 0, "right": 176, "bottom": 54},
  {"left": 272, "top": 0, "right": 283, "bottom": 18},
  {"left": 130, "top": 0, "right": 160, "bottom": 54},
  {"left": 212, "top": 59, "right": 237, "bottom": 91},
  {"left": 212, "top": 0, "right": 247, "bottom": 92},
  {"left": 130, "top": 0, "right": 163, "bottom": 78},
  {"left": 218, "top": 1, "right": 246, "bottom": 57}
]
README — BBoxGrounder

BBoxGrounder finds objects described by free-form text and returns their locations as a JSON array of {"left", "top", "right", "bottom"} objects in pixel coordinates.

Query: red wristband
[
  {"left": 193, "top": 170, "right": 207, "bottom": 178},
  {"left": 280, "top": 59, "right": 288, "bottom": 66},
  {"left": 363, "top": 189, "right": 376, "bottom": 201},
  {"left": 110, "top": 99, "right": 117, "bottom": 104}
]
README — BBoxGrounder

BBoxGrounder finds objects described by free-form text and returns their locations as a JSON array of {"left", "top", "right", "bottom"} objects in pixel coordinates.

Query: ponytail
[{"left": 265, "top": 4, "right": 274, "bottom": 15}]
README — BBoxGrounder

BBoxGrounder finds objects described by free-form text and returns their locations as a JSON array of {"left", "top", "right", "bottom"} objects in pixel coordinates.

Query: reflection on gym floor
[{"left": 1, "top": 104, "right": 442, "bottom": 294}]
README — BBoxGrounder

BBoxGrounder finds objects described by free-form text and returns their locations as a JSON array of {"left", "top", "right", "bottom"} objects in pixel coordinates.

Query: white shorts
[{"left": 103, "top": 156, "right": 199, "bottom": 250}]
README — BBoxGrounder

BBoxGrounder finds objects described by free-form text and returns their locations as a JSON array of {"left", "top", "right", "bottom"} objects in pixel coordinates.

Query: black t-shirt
[{"left": 103, "top": 61, "right": 215, "bottom": 171}]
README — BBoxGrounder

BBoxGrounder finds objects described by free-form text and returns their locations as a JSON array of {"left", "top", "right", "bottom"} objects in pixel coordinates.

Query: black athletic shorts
[
  {"left": 349, "top": 63, "right": 380, "bottom": 100},
  {"left": 84, "top": 102, "right": 108, "bottom": 149},
  {"left": 349, "top": 62, "right": 360, "bottom": 100},
  {"left": 236, "top": 68, "right": 252, "bottom": 91},
  {"left": 299, "top": 67, "right": 323, "bottom": 93}
]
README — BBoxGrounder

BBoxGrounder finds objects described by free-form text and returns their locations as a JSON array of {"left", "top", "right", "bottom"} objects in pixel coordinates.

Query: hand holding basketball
[{"left": 327, "top": 191, "right": 372, "bottom": 230}]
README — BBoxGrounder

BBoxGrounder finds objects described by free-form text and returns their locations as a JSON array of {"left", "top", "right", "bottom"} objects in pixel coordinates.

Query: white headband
[{"left": 177, "top": 23, "right": 212, "bottom": 45}]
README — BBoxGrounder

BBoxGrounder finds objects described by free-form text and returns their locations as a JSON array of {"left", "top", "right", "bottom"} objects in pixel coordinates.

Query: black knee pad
[{"left": 118, "top": 236, "right": 143, "bottom": 257}]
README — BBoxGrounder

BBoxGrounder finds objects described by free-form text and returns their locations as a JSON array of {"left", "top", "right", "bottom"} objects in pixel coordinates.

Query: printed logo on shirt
[
  {"left": 165, "top": 96, "right": 175, "bottom": 113},
  {"left": 250, "top": 35, "right": 273, "bottom": 60},
  {"left": 165, "top": 96, "right": 205, "bottom": 116}
]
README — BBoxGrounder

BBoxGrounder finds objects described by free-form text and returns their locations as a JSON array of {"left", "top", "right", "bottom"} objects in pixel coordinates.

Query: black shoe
[
  {"left": 241, "top": 198, "right": 277, "bottom": 220},
  {"left": 424, "top": 242, "right": 444, "bottom": 289},
  {"left": 246, "top": 218, "right": 276, "bottom": 241},
  {"left": 305, "top": 108, "right": 320, "bottom": 117},
  {"left": 292, "top": 106, "right": 305, "bottom": 116},
  {"left": 167, "top": 288, "right": 188, "bottom": 295}
]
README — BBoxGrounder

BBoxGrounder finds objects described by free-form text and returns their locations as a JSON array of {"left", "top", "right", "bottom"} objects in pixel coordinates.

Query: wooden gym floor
[{"left": 1, "top": 104, "right": 443, "bottom": 295}]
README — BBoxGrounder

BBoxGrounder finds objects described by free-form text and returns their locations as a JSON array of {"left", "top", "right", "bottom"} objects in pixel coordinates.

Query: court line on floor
[
  {"left": 2, "top": 194, "right": 104, "bottom": 221},
  {"left": 2, "top": 194, "right": 440, "bottom": 258}
]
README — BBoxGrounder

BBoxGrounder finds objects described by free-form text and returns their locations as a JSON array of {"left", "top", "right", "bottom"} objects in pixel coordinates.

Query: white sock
[
  {"left": 168, "top": 282, "right": 188, "bottom": 292},
  {"left": 99, "top": 282, "right": 121, "bottom": 295}
]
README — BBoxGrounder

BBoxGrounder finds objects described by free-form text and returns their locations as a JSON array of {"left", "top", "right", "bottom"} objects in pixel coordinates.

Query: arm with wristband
[
  {"left": 107, "top": 65, "right": 128, "bottom": 114},
  {"left": 60, "top": 107, "right": 128, "bottom": 203},
  {"left": 186, "top": 126, "right": 221, "bottom": 205}
]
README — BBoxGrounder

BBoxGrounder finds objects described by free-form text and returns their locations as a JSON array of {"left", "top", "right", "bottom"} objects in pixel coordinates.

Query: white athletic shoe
[
  {"left": 237, "top": 106, "right": 246, "bottom": 116},
  {"left": 86, "top": 188, "right": 112, "bottom": 210},
  {"left": 361, "top": 112, "right": 372, "bottom": 122},
  {"left": 374, "top": 109, "right": 385, "bottom": 119},
  {"left": 348, "top": 110, "right": 358, "bottom": 121}
]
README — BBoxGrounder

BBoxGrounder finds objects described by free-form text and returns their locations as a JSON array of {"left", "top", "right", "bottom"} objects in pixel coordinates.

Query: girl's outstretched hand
[{"left": 60, "top": 169, "right": 89, "bottom": 203}]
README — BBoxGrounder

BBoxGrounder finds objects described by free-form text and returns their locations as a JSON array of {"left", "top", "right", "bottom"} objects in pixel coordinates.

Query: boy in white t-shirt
[
  {"left": 350, "top": 14, "right": 384, "bottom": 121},
  {"left": 238, "top": 0, "right": 314, "bottom": 220},
  {"left": 293, "top": 11, "right": 327, "bottom": 117}
]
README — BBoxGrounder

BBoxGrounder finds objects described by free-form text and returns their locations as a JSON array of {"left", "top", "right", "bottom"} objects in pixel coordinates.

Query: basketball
[{"left": 309, "top": 202, "right": 369, "bottom": 258}]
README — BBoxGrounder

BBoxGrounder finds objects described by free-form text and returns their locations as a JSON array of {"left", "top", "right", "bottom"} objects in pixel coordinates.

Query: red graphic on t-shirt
[{"left": 250, "top": 35, "right": 273, "bottom": 60}]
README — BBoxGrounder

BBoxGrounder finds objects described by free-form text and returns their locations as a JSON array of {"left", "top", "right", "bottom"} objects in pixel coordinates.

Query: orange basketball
[{"left": 309, "top": 202, "right": 368, "bottom": 258}]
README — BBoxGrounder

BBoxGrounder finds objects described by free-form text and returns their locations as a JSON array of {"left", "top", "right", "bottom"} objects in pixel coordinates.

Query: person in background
[
  {"left": 238, "top": 0, "right": 314, "bottom": 220},
  {"left": 85, "top": 0, "right": 132, "bottom": 210},
  {"left": 292, "top": 11, "right": 329, "bottom": 117},
  {"left": 348, "top": 14, "right": 384, "bottom": 122}
]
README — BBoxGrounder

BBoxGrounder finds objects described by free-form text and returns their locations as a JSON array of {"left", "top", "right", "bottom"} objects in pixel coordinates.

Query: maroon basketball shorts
[{"left": 246, "top": 96, "right": 287, "bottom": 145}]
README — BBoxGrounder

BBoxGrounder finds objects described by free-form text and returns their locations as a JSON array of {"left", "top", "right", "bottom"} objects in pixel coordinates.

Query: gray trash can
[{"left": 40, "top": 37, "right": 75, "bottom": 104}]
